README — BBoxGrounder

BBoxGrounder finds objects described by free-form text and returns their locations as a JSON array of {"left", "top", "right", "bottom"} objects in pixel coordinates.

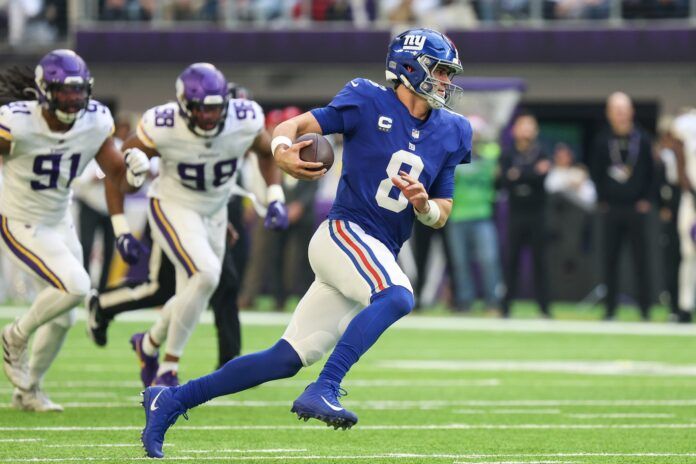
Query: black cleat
[{"left": 85, "top": 290, "right": 110, "bottom": 347}]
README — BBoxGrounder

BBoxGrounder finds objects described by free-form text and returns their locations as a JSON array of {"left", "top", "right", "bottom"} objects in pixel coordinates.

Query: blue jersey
[{"left": 311, "top": 78, "right": 472, "bottom": 256}]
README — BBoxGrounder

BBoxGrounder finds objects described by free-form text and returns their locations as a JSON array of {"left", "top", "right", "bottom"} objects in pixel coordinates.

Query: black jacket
[
  {"left": 499, "top": 142, "right": 549, "bottom": 212},
  {"left": 589, "top": 126, "right": 654, "bottom": 207}
]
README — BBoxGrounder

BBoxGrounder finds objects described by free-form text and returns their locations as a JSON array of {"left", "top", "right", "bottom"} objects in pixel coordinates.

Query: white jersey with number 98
[{"left": 138, "top": 99, "right": 264, "bottom": 217}]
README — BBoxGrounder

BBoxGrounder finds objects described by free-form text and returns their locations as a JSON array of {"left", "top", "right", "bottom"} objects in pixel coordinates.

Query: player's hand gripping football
[
  {"left": 123, "top": 148, "right": 150, "bottom": 188},
  {"left": 275, "top": 140, "right": 326, "bottom": 181},
  {"left": 391, "top": 170, "right": 429, "bottom": 213},
  {"left": 115, "top": 233, "right": 149, "bottom": 265}
]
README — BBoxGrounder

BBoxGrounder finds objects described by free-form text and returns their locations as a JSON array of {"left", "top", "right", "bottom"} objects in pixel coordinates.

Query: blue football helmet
[
  {"left": 385, "top": 28, "right": 463, "bottom": 109},
  {"left": 175, "top": 63, "right": 229, "bottom": 137}
]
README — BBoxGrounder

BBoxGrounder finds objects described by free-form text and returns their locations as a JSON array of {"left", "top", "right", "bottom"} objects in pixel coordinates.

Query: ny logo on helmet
[{"left": 403, "top": 35, "right": 426, "bottom": 51}]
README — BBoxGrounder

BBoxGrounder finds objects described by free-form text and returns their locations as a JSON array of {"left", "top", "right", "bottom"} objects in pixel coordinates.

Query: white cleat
[
  {"left": 12, "top": 387, "right": 64, "bottom": 412},
  {"left": 2, "top": 321, "right": 29, "bottom": 390}
]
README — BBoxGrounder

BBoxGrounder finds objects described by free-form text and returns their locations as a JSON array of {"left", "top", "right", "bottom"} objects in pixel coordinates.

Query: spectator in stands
[
  {"left": 552, "top": 0, "right": 609, "bottom": 19},
  {"left": 7, "top": 0, "right": 43, "bottom": 46},
  {"left": 545, "top": 142, "right": 596, "bottom": 211},
  {"left": 100, "top": 0, "right": 152, "bottom": 20},
  {"left": 589, "top": 92, "right": 654, "bottom": 321},
  {"left": 499, "top": 110, "right": 551, "bottom": 318},
  {"left": 445, "top": 118, "right": 502, "bottom": 313}
]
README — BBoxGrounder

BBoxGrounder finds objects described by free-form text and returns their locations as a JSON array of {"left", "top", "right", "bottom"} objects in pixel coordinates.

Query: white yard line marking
[
  {"left": 0, "top": 438, "right": 43, "bottom": 442},
  {"left": 567, "top": 413, "right": 675, "bottom": 419},
  {"left": 1, "top": 399, "right": 693, "bottom": 409},
  {"left": 453, "top": 409, "right": 562, "bottom": 415},
  {"left": 4, "top": 306, "right": 696, "bottom": 336},
  {"left": 44, "top": 444, "right": 173, "bottom": 448},
  {"left": 21, "top": 379, "right": 500, "bottom": 390},
  {"left": 453, "top": 461, "right": 578, "bottom": 464},
  {"left": 379, "top": 360, "right": 696, "bottom": 377},
  {"left": 180, "top": 449, "right": 307, "bottom": 454},
  {"left": 3, "top": 423, "right": 696, "bottom": 432},
  {"left": 5, "top": 453, "right": 696, "bottom": 463}
]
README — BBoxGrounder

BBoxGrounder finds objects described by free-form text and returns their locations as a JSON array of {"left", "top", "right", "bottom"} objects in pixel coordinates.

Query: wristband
[
  {"left": 111, "top": 214, "right": 131, "bottom": 236},
  {"left": 271, "top": 136, "right": 293, "bottom": 158},
  {"left": 266, "top": 184, "right": 286, "bottom": 204},
  {"left": 415, "top": 200, "right": 440, "bottom": 227}
]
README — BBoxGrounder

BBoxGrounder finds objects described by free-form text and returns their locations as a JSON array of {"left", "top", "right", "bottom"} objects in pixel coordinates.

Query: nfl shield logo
[{"left": 412, "top": 129, "right": 420, "bottom": 139}]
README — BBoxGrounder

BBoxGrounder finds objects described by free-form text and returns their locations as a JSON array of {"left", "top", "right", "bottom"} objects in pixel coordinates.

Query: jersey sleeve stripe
[
  {"left": 0, "top": 216, "right": 66, "bottom": 291},
  {"left": 137, "top": 122, "right": 157, "bottom": 149},
  {"left": 0, "top": 126, "right": 11, "bottom": 142},
  {"left": 328, "top": 220, "right": 376, "bottom": 294},
  {"left": 0, "top": 123, "right": 11, "bottom": 133},
  {"left": 149, "top": 199, "right": 198, "bottom": 277},
  {"left": 343, "top": 221, "right": 394, "bottom": 287}
]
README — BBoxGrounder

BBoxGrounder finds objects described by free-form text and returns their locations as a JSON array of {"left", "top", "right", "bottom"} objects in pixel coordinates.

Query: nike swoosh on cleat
[
  {"left": 320, "top": 396, "right": 344, "bottom": 412},
  {"left": 150, "top": 389, "right": 165, "bottom": 411}
]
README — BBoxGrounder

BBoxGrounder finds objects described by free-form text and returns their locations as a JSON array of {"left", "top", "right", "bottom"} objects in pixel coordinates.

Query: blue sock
[
  {"left": 174, "top": 339, "right": 303, "bottom": 410},
  {"left": 317, "top": 285, "right": 414, "bottom": 385}
]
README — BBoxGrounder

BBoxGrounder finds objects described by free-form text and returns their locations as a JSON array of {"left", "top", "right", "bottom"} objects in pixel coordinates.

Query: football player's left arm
[
  {"left": 96, "top": 137, "right": 137, "bottom": 218},
  {"left": 251, "top": 129, "right": 289, "bottom": 230},
  {"left": 252, "top": 129, "right": 282, "bottom": 189},
  {"left": 272, "top": 112, "right": 326, "bottom": 181},
  {"left": 95, "top": 136, "right": 150, "bottom": 264},
  {"left": 392, "top": 171, "right": 452, "bottom": 229}
]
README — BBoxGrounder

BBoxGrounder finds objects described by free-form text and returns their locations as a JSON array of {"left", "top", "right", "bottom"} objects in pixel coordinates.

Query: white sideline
[
  {"left": 4, "top": 398, "right": 696, "bottom": 409},
  {"left": 2, "top": 306, "right": 696, "bottom": 336},
  {"left": 180, "top": 449, "right": 307, "bottom": 453},
  {"left": 2, "top": 398, "right": 696, "bottom": 409},
  {"left": 378, "top": 360, "right": 696, "bottom": 377},
  {"left": 5, "top": 453, "right": 696, "bottom": 463},
  {"left": 4, "top": 423, "right": 696, "bottom": 432}
]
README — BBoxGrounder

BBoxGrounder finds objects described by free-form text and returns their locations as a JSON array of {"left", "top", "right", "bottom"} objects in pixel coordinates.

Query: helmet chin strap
[{"left": 400, "top": 75, "right": 445, "bottom": 110}]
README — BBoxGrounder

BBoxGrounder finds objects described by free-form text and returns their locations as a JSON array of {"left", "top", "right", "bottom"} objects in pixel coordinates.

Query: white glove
[{"left": 124, "top": 148, "right": 150, "bottom": 188}]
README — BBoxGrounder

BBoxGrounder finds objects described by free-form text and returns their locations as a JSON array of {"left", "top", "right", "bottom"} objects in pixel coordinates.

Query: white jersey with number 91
[
  {"left": 0, "top": 100, "right": 114, "bottom": 225},
  {"left": 138, "top": 99, "right": 264, "bottom": 216}
]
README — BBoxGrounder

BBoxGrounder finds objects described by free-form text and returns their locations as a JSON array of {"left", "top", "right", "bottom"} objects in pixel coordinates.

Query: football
[{"left": 296, "top": 133, "right": 334, "bottom": 171}]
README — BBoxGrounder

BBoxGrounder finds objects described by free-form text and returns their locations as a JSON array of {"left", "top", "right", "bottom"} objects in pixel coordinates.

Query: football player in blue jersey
[{"left": 139, "top": 28, "right": 472, "bottom": 458}]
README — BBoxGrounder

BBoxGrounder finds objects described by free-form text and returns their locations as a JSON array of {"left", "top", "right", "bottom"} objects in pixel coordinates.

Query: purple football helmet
[
  {"left": 385, "top": 28, "right": 463, "bottom": 109},
  {"left": 176, "top": 63, "right": 229, "bottom": 137},
  {"left": 35, "top": 49, "right": 93, "bottom": 124}
]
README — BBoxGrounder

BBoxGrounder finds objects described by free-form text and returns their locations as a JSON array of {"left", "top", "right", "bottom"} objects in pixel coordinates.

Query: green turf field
[{"left": 1, "top": 303, "right": 696, "bottom": 463}]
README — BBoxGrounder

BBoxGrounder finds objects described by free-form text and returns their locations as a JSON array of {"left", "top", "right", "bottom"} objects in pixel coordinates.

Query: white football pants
[
  {"left": 0, "top": 213, "right": 85, "bottom": 387},
  {"left": 146, "top": 198, "right": 225, "bottom": 357},
  {"left": 678, "top": 192, "right": 696, "bottom": 312},
  {"left": 282, "top": 219, "right": 413, "bottom": 366}
]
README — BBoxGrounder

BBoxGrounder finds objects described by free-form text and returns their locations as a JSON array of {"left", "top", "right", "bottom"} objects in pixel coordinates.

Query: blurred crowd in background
[
  {"left": 0, "top": 0, "right": 692, "bottom": 47},
  {"left": 1, "top": 88, "right": 695, "bottom": 324}
]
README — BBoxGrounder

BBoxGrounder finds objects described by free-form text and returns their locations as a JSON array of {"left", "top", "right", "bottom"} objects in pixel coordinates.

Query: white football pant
[
  {"left": 146, "top": 198, "right": 225, "bottom": 357},
  {"left": 282, "top": 219, "right": 413, "bottom": 366},
  {"left": 678, "top": 192, "right": 696, "bottom": 312},
  {"left": 0, "top": 213, "right": 86, "bottom": 387}
]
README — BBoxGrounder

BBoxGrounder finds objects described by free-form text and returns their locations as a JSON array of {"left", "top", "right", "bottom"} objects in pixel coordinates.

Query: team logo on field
[
  {"left": 378, "top": 116, "right": 393, "bottom": 132},
  {"left": 403, "top": 35, "right": 426, "bottom": 51}
]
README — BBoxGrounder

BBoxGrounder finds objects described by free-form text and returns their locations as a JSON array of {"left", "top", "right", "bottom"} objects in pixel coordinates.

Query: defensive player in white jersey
[
  {"left": 0, "top": 50, "right": 150, "bottom": 411},
  {"left": 672, "top": 110, "right": 696, "bottom": 320},
  {"left": 123, "top": 63, "right": 288, "bottom": 387}
]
